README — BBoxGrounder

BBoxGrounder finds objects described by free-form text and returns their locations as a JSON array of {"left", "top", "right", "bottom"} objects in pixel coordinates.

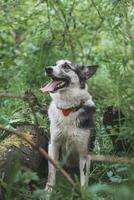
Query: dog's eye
[{"left": 62, "top": 64, "right": 70, "bottom": 72}]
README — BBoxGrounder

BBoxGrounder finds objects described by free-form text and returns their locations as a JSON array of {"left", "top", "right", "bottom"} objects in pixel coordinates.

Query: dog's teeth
[
  {"left": 59, "top": 82, "right": 65, "bottom": 87},
  {"left": 56, "top": 82, "right": 65, "bottom": 89},
  {"left": 61, "top": 82, "right": 65, "bottom": 86}
]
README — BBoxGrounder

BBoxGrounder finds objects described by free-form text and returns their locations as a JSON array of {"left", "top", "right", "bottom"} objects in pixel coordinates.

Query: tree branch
[
  {"left": 0, "top": 93, "right": 24, "bottom": 99},
  {"left": 89, "top": 154, "right": 134, "bottom": 165},
  {"left": 90, "top": 0, "right": 104, "bottom": 21}
]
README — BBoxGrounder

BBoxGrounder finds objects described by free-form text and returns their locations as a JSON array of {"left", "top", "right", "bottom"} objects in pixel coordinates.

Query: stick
[
  {"left": 89, "top": 154, "right": 134, "bottom": 165},
  {"left": 0, "top": 93, "right": 23, "bottom": 99}
]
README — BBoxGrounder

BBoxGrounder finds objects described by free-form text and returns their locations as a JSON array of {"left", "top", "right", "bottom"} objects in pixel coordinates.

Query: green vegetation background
[{"left": 0, "top": 0, "right": 134, "bottom": 199}]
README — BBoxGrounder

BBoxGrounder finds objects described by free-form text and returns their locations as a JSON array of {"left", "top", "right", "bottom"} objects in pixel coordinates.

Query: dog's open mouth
[{"left": 40, "top": 77, "right": 69, "bottom": 93}]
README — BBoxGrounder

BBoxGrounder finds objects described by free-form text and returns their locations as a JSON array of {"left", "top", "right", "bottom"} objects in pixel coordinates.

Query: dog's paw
[
  {"left": 45, "top": 183, "right": 53, "bottom": 193},
  {"left": 42, "top": 184, "right": 53, "bottom": 200}
]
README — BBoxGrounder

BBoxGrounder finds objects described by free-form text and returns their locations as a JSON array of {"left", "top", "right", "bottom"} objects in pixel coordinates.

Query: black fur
[
  {"left": 74, "top": 66, "right": 86, "bottom": 89},
  {"left": 77, "top": 105, "right": 96, "bottom": 152},
  {"left": 83, "top": 162, "right": 87, "bottom": 175},
  {"left": 77, "top": 105, "right": 96, "bottom": 129},
  {"left": 88, "top": 129, "right": 96, "bottom": 151}
]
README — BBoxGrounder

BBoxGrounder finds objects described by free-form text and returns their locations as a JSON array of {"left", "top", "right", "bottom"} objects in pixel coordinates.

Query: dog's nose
[{"left": 45, "top": 67, "right": 53, "bottom": 75}]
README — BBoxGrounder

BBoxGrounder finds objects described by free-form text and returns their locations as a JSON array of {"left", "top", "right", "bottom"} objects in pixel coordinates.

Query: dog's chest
[
  {"left": 58, "top": 111, "right": 78, "bottom": 138},
  {"left": 50, "top": 107, "right": 79, "bottom": 138},
  {"left": 58, "top": 111, "right": 90, "bottom": 153},
  {"left": 49, "top": 101, "right": 91, "bottom": 153}
]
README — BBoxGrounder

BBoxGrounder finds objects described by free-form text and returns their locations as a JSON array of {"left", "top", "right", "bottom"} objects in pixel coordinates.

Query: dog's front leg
[
  {"left": 79, "top": 154, "right": 91, "bottom": 187},
  {"left": 45, "top": 140, "right": 60, "bottom": 191}
]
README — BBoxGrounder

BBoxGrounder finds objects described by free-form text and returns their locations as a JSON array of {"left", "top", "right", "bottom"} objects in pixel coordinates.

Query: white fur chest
[
  {"left": 48, "top": 101, "right": 91, "bottom": 153},
  {"left": 49, "top": 101, "right": 78, "bottom": 138}
]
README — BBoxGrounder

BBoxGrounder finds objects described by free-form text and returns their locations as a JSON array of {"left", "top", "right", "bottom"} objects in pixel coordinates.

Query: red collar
[
  {"left": 59, "top": 108, "right": 74, "bottom": 116},
  {"left": 57, "top": 101, "right": 84, "bottom": 117}
]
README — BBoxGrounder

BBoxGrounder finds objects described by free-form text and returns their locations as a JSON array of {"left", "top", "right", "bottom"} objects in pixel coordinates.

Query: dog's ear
[{"left": 82, "top": 65, "right": 98, "bottom": 80}]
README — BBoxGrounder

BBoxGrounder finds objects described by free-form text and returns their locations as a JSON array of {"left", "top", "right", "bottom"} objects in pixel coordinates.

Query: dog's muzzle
[{"left": 45, "top": 67, "right": 53, "bottom": 76}]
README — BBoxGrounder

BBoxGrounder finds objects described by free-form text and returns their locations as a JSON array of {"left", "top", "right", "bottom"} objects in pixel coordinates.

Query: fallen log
[{"left": 0, "top": 125, "right": 48, "bottom": 198}]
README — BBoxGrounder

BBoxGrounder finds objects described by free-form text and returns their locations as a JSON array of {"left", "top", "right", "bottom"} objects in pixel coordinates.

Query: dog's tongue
[{"left": 40, "top": 81, "right": 62, "bottom": 93}]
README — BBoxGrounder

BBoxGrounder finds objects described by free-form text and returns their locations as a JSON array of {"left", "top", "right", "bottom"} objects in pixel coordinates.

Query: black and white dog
[{"left": 40, "top": 60, "right": 98, "bottom": 191}]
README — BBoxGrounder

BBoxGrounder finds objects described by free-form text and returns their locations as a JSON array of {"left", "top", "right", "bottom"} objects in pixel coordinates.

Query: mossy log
[{"left": 0, "top": 125, "right": 48, "bottom": 198}]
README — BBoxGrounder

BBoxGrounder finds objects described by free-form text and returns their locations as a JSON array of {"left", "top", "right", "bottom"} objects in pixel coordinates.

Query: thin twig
[
  {"left": 46, "top": 0, "right": 55, "bottom": 40},
  {"left": 0, "top": 124, "right": 81, "bottom": 195},
  {"left": 54, "top": 2, "right": 76, "bottom": 61},
  {"left": 0, "top": 93, "right": 24, "bottom": 99},
  {"left": 89, "top": 154, "right": 134, "bottom": 165},
  {"left": 90, "top": 0, "right": 104, "bottom": 20}
]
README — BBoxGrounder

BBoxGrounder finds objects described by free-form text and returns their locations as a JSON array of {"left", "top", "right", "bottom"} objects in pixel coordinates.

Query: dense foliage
[{"left": 0, "top": 0, "right": 134, "bottom": 199}]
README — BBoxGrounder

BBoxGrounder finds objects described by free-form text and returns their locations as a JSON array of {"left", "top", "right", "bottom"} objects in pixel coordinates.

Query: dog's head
[{"left": 40, "top": 60, "right": 98, "bottom": 93}]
